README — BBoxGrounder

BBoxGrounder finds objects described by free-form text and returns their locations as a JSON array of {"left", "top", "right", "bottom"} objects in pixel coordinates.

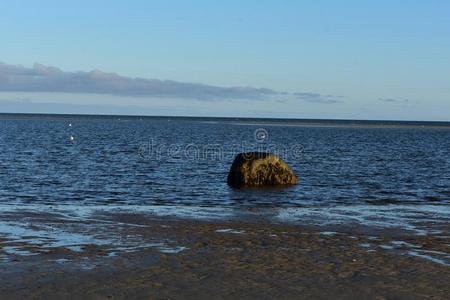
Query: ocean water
[{"left": 0, "top": 114, "right": 449, "bottom": 235}]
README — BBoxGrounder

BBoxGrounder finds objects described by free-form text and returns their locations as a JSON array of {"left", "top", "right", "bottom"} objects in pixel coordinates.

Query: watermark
[
  {"left": 254, "top": 128, "right": 268, "bottom": 143},
  {"left": 138, "top": 128, "right": 304, "bottom": 161}
]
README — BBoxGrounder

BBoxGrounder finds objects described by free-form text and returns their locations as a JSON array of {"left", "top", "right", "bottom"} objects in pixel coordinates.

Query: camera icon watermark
[{"left": 254, "top": 128, "right": 269, "bottom": 143}]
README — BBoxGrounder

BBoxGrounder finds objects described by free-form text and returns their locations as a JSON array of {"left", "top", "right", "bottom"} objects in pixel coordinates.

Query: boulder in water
[{"left": 227, "top": 152, "right": 298, "bottom": 188}]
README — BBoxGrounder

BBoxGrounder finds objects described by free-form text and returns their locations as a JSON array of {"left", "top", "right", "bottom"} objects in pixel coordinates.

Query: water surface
[{"left": 0, "top": 114, "right": 449, "bottom": 235}]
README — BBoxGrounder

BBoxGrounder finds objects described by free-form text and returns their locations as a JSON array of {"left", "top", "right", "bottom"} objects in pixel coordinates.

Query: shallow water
[
  {"left": 1, "top": 115, "right": 449, "bottom": 206},
  {"left": 0, "top": 115, "right": 449, "bottom": 258}
]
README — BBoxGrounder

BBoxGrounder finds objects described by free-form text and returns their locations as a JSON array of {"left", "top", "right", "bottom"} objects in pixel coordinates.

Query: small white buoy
[
  {"left": 70, "top": 136, "right": 74, "bottom": 141},
  {"left": 69, "top": 123, "right": 72, "bottom": 127}
]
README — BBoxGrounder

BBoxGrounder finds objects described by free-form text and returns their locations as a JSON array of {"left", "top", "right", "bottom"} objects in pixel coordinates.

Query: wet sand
[{"left": 1, "top": 214, "right": 449, "bottom": 300}]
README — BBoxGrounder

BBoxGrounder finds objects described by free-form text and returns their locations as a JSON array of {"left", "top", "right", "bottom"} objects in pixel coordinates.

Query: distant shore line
[{"left": 1, "top": 112, "right": 449, "bottom": 128}]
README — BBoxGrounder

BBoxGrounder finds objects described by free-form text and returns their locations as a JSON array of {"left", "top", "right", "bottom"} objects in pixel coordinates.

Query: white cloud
[{"left": 0, "top": 62, "right": 282, "bottom": 101}]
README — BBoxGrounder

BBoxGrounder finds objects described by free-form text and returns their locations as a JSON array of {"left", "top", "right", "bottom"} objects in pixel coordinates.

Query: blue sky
[{"left": 0, "top": 0, "right": 449, "bottom": 120}]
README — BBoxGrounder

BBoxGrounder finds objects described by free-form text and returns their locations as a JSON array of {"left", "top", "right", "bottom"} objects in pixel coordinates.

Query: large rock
[{"left": 227, "top": 152, "right": 298, "bottom": 188}]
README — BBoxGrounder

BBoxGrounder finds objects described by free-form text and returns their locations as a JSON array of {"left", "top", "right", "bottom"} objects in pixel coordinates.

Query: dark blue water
[{"left": 1, "top": 115, "right": 449, "bottom": 209}]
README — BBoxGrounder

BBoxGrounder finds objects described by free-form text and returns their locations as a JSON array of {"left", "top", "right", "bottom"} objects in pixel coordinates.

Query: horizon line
[{"left": 1, "top": 112, "right": 449, "bottom": 126}]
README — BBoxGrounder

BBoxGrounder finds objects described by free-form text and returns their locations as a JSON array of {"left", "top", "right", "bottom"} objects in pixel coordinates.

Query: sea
[{"left": 0, "top": 113, "right": 449, "bottom": 262}]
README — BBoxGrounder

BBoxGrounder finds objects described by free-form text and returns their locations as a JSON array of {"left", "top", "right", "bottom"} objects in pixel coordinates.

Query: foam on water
[
  {"left": 357, "top": 239, "right": 450, "bottom": 266},
  {"left": 215, "top": 229, "right": 246, "bottom": 234},
  {"left": 2, "top": 246, "right": 39, "bottom": 256},
  {"left": 2, "top": 203, "right": 448, "bottom": 235},
  {"left": 275, "top": 204, "right": 450, "bottom": 236},
  {"left": 1, "top": 203, "right": 449, "bottom": 259},
  {"left": 0, "top": 205, "right": 190, "bottom": 258},
  {"left": 406, "top": 251, "right": 449, "bottom": 266}
]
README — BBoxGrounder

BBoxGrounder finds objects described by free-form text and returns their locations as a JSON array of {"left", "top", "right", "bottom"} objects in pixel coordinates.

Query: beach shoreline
[{"left": 1, "top": 213, "right": 449, "bottom": 299}]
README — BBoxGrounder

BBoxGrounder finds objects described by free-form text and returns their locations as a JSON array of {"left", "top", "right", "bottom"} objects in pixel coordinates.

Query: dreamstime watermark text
[{"left": 138, "top": 128, "right": 305, "bottom": 161}]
